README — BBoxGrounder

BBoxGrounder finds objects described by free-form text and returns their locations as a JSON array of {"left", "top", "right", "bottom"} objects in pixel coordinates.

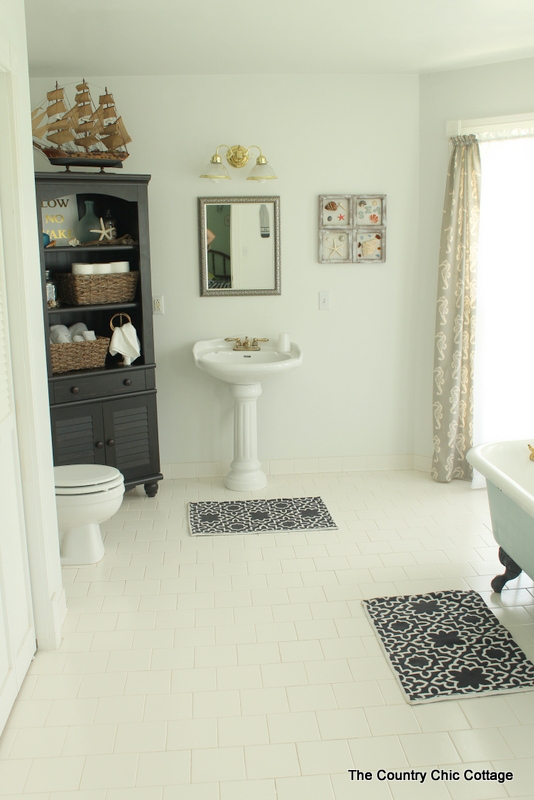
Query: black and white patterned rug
[
  {"left": 188, "top": 496, "right": 337, "bottom": 536},
  {"left": 363, "top": 589, "right": 534, "bottom": 704}
]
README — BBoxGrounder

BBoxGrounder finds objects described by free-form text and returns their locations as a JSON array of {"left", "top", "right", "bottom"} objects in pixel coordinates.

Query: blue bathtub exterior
[{"left": 487, "top": 480, "right": 534, "bottom": 583}]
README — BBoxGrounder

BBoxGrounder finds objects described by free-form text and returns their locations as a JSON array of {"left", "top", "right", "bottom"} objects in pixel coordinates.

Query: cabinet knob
[
  {"left": 107, "top": 439, "right": 115, "bottom": 447},
  {"left": 95, "top": 441, "right": 104, "bottom": 449},
  {"left": 123, "top": 379, "right": 132, "bottom": 386},
  {"left": 71, "top": 386, "right": 80, "bottom": 394}
]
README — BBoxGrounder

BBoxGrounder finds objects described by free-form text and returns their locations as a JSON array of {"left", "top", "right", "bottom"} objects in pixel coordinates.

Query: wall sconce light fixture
[{"left": 200, "top": 144, "right": 278, "bottom": 183}]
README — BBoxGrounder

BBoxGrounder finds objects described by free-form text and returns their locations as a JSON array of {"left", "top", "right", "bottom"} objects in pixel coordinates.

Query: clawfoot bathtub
[{"left": 467, "top": 440, "right": 534, "bottom": 592}]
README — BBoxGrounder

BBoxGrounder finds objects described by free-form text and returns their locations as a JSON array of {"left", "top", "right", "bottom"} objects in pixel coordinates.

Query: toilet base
[{"left": 60, "top": 522, "right": 105, "bottom": 566}]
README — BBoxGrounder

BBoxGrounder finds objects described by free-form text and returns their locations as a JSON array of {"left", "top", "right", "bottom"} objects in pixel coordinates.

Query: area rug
[
  {"left": 363, "top": 589, "right": 534, "bottom": 704},
  {"left": 188, "top": 496, "right": 337, "bottom": 536}
]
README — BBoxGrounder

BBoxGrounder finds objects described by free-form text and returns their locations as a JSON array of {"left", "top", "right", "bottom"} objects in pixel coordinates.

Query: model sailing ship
[{"left": 31, "top": 81, "right": 132, "bottom": 169}]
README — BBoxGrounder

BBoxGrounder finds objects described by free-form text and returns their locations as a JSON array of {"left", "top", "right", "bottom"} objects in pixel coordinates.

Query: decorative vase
[{"left": 75, "top": 200, "right": 100, "bottom": 244}]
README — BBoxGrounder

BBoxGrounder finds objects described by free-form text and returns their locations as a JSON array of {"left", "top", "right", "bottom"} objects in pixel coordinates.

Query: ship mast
[{"left": 73, "top": 80, "right": 99, "bottom": 152}]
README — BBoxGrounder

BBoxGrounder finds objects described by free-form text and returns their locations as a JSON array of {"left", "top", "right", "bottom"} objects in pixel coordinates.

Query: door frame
[{"left": 0, "top": 40, "right": 66, "bottom": 652}]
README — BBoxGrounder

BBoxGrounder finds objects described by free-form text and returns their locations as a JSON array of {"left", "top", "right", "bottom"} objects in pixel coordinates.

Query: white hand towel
[{"left": 109, "top": 322, "right": 141, "bottom": 364}]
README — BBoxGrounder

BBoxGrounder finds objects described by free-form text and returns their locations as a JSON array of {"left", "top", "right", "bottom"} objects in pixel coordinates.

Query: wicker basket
[
  {"left": 56, "top": 272, "right": 139, "bottom": 306},
  {"left": 50, "top": 336, "right": 110, "bottom": 374}
]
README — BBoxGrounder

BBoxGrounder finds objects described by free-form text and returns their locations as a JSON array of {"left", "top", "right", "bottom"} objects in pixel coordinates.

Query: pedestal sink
[{"left": 193, "top": 338, "right": 303, "bottom": 491}]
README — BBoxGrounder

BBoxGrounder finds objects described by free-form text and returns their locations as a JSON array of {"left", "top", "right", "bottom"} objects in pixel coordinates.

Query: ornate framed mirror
[{"left": 198, "top": 196, "right": 281, "bottom": 296}]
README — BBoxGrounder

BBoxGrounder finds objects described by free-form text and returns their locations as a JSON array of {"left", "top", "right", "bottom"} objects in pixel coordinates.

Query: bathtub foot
[{"left": 491, "top": 547, "right": 523, "bottom": 593}]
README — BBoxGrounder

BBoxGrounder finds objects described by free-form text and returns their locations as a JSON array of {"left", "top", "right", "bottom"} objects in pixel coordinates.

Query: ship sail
[
  {"left": 117, "top": 117, "right": 132, "bottom": 145},
  {"left": 46, "top": 129, "right": 76, "bottom": 146},
  {"left": 77, "top": 136, "right": 99, "bottom": 150},
  {"left": 100, "top": 132, "right": 124, "bottom": 150},
  {"left": 46, "top": 87, "right": 64, "bottom": 102},
  {"left": 31, "top": 80, "right": 131, "bottom": 166},
  {"left": 46, "top": 100, "right": 67, "bottom": 117},
  {"left": 31, "top": 109, "right": 48, "bottom": 138},
  {"left": 31, "top": 108, "right": 47, "bottom": 127},
  {"left": 75, "top": 121, "right": 94, "bottom": 134}
]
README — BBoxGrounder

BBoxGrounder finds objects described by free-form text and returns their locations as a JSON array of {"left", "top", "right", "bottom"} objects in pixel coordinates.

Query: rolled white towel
[
  {"left": 69, "top": 322, "right": 88, "bottom": 338},
  {"left": 72, "top": 335, "right": 85, "bottom": 342},
  {"left": 71, "top": 263, "right": 94, "bottom": 275},
  {"left": 83, "top": 330, "right": 96, "bottom": 341},
  {"left": 110, "top": 261, "right": 130, "bottom": 273},
  {"left": 93, "top": 263, "right": 112, "bottom": 274},
  {"left": 50, "top": 324, "right": 71, "bottom": 344}
]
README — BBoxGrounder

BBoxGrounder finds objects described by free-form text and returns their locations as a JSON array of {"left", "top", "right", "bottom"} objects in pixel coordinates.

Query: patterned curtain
[{"left": 431, "top": 135, "right": 481, "bottom": 482}]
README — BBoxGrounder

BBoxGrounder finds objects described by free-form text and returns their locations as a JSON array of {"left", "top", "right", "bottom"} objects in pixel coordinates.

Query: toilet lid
[{"left": 54, "top": 464, "right": 124, "bottom": 493}]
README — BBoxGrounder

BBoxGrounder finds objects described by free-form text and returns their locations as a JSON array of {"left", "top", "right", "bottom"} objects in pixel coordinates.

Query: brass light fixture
[{"left": 200, "top": 144, "right": 277, "bottom": 183}]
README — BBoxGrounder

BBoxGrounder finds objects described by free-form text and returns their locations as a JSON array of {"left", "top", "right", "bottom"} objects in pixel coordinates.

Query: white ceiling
[{"left": 24, "top": 0, "right": 534, "bottom": 77}]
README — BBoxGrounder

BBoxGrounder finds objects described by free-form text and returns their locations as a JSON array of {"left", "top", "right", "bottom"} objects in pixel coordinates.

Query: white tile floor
[{"left": 1, "top": 469, "right": 534, "bottom": 799}]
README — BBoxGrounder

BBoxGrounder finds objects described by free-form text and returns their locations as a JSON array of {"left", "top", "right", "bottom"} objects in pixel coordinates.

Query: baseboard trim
[{"left": 161, "top": 455, "right": 432, "bottom": 480}]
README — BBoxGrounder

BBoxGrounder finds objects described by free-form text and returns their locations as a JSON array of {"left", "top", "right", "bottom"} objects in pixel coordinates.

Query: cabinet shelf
[
  {"left": 44, "top": 244, "right": 137, "bottom": 256},
  {"left": 48, "top": 301, "right": 138, "bottom": 316}
]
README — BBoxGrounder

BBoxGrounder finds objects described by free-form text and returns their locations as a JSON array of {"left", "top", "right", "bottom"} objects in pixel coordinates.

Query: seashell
[
  {"left": 325, "top": 201, "right": 338, "bottom": 211},
  {"left": 361, "top": 236, "right": 381, "bottom": 256},
  {"left": 69, "top": 237, "right": 80, "bottom": 247}
]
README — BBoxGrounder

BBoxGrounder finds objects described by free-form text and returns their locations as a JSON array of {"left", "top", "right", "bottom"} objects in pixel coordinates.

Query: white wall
[
  {"left": 415, "top": 57, "right": 534, "bottom": 459},
  {"left": 31, "top": 74, "right": 420, "bottom": 473}
]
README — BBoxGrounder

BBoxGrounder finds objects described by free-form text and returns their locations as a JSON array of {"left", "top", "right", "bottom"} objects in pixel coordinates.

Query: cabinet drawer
[{"left": 52, "top": 369, "right": 147, "bottom": 403}]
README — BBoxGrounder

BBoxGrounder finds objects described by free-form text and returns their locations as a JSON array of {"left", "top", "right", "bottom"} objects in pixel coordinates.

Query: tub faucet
[{"left": 528, "top": 444, "right": 534, "bottom": 462}]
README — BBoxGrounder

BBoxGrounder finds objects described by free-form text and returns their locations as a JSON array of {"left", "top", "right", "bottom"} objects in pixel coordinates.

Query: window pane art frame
[{"left": 318, "top": 194, "right": 386, "bottom": 263}]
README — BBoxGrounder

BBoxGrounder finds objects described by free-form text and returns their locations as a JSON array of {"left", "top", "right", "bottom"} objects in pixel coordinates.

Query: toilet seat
[{"left": 54, "top": 464, "right": 124, "bottom": 496}]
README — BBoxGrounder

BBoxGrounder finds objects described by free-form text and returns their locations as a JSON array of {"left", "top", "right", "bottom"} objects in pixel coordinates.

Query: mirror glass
[{"left": 198, "top": 196, "right": 280, "bottom": 296}]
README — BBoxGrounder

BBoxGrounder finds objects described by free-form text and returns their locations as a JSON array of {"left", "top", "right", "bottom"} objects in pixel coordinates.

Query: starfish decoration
[
  {"left": 90, "top": 217, "right": 114, "bottom": 242},
  {"left": 327, "top": 238, "right": 345, "bottom": 258},
  {"left": 338, "top": 213, "right": 345, "bottom": 221}
]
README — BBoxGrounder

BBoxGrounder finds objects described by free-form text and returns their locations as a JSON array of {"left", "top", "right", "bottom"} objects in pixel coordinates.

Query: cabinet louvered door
[
  {"left": 51, "top": 404, "right": 106, "bottom": 466},
  {"left": 102, "top": 393, "right": 159, "bottom": 483}
]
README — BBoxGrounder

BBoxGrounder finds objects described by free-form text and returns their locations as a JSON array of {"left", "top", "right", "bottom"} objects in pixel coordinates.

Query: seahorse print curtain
[{"left": 432, "top": 135, "right": 481, "bottom": 482}]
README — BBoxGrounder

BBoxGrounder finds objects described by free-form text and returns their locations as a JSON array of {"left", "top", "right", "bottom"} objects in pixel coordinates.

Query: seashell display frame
[
  {"left": 318, "top": 194, "right": 386, "bottom": 263},
  {"left": 320, "top": 194, "right": 352, "bottom": 228}
]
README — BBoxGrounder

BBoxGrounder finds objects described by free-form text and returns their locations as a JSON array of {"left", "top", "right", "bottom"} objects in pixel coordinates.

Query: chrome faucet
[{"left": 225, "top": 337, "right": 269, "bottom": 351}]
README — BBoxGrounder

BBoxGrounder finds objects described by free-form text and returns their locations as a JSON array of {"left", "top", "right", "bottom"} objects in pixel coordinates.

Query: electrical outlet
[
  {"left": 319, "top": 291, "right": 330, "bottom": 310},
  {"left": 153, "top": 295, "right": 164, "bottom": 315}
]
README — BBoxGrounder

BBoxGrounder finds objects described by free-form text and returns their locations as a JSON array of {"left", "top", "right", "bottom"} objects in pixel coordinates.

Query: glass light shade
[
  {"left": 199, "top": 160, "right": 230, "bottom": 182},
  {"left": 247, "top": 161, "right": 278, "bottom": 182}
]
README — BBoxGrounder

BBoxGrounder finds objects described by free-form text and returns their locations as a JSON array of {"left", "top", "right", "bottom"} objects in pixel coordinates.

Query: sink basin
[{"left": 193, "top": 338, "right": 302, "bottom": 385}]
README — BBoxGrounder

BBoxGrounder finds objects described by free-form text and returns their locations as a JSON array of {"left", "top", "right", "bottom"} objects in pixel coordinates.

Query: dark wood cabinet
[{"left": 35, "top": 172, "right": 162, "bottom": 496}]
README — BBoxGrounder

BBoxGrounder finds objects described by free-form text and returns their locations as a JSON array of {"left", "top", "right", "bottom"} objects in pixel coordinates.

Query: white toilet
[{"left": 54, "top": 464, "right": 125, "bottom": 565}]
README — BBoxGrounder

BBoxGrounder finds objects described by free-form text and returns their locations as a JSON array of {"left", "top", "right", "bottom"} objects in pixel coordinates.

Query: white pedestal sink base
[
  {"left": 193, "top": 339, "right": 303, "bottom": 493},
  {"left": 224, "top": 383, "right": 267, "bottom": 492}
]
